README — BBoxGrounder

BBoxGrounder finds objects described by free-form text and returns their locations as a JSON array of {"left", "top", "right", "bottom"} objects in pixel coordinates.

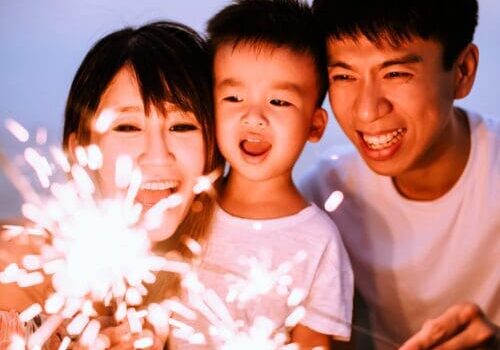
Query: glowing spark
[
  {"left": 324, "top": 190, "right": 344, "bottom": 212},
  {"left": 287, "top": 288, "right": 305, "bottom": 307},
  {"left": 7, "top": 335, "right": 25, "bottom": 350},
  {"left": 115, "top": 155, "right": 133, "bottom": 188},
  {"left": 24, "top": 147, "right": 51, "bottom": 188},
  {"left": 57, "top": 337, "right": 71, "bottom": 350},
  {"left": 86, "top": 144, "right": 103, "bottom": 170},
  {"left": 74, "top": 146, "right": 88, "bottom": 167},
  {"left": 28, "top": 315, "right": 63, "bottom": 349},
  {"left": 252, "top": 222, "right": 263, "bottom": 231},
  {"left": 134, "top": 336, "right": 154, "bottom": 349},
  {"left": 330, "top": 154, "right": 339, "bottom": 160},
  {"left": 144, "top": 194, "right": 183, "bottom": 230},
  {"left": 127, "top": 308, "right": 143, "bottom": 334},
  {"left": 285, "top": 306, "right": 305, "bottom": 327},
  {"left": 67, "top": 313, "right": 90, "bottom": 336},
  {"left": 94, "top": 109, "right": 117, "bottom": 133},
  {"left": 50, "top": 146, "right": 71, "bottom": 173},
  {"left": 18, "top": 271, "right": 44, "bottom": 287},
  {"left": 193, "top": 175, "right": 212, "bottom": 194},
  {"left": 5, "top": 118, "right": 29, "bottom": 142},
  {"left": 36, "top": 128, "right": 47, "bottom": 145},
  {"left": 19, "top": 303, "right": 43, "bottom": 323},
  {"left": 80, "top": 319, "right": 101, "bottom": 347}
]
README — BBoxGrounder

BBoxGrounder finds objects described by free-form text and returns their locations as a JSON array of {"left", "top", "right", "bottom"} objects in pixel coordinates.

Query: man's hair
[
  {"left": 312, "top": 0, "right": 478, "bottom": 70},
  {"left": 206, "top": 0, "right": 328, "bottom": 106}
]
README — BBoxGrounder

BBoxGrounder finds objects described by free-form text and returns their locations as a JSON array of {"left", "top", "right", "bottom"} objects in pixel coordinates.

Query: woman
[{"left": 0, "top": 21, "right": 222, "bottom": 349}]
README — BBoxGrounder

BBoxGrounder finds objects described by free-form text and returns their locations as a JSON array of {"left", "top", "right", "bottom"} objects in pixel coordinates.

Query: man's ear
[
  {"left": 454, "top": 43, "right": 479, "bottom": 99},
  {"left": 308, "top": 107, "right": 328, "bottom": 143}
]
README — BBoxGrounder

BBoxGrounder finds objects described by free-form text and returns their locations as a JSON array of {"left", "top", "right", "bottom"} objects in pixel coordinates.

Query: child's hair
[
  {"left": 312, "top": 0, "right": 478, "bottom": 70},
  {"left": 62, "top": 21, "right": 224, "bottom": 300},
  {"left": 206, "top": 0, "right": 327, "bottom": 107}
]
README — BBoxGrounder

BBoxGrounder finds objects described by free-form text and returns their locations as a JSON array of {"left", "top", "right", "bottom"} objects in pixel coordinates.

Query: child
[{"left": 169, "top": 1, "right": 353, "bottom": 349}]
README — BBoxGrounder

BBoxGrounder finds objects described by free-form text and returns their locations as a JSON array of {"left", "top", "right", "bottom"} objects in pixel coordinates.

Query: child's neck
[{"left": 219, "top": 170, "right": 308, "bottom": 219}]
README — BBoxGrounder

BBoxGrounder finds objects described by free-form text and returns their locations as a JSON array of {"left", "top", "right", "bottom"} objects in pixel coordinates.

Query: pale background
[{"left": 1, "top": 0, "right": 499, "bottom": 219}]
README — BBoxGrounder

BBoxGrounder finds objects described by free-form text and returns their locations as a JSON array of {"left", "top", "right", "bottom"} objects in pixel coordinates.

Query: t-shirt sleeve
[{"left": 300, "top": 224, "right": 354, "bottom": 340}]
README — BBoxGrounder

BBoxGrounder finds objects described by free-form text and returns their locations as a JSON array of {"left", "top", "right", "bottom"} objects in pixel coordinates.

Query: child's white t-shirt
[{"left": 169, "top": 203, "right": 353, "bottom": 349}]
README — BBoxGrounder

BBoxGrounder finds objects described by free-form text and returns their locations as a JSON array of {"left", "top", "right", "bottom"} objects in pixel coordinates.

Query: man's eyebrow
[
  {"left": 380, "top": 54, "right": 422, "bottom": 69},
  {"left": 328, "top": 54, "right": 423, "bottom": 70}
]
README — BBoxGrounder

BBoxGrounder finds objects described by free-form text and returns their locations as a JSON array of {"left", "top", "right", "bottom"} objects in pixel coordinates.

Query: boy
[
  {"left": 301, "top": 0, "right": 499, "bottom": 349},
  {"left": 169, "top": 1, "right": 353, "bottom": 349}
]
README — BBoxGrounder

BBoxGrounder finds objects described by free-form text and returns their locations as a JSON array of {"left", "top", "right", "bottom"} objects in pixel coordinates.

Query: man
[{"left": 301, "top": 0, "right": 499, "bottom": 349}]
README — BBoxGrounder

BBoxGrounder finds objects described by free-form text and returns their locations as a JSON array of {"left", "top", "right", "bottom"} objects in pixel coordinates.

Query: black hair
[
  {"left": 63, "top": 21, "right": 222, "bottom": 173},
  {"left": 312, "top": 0, "right": 478, "bottom": 70},
  {"left": 206, "top": 0, "right": 328, "bottom": 106}
]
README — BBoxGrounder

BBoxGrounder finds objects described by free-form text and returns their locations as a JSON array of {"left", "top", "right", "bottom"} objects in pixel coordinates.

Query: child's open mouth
[{"left": 239, "top": 138, "right": 272, "bottom": 162}]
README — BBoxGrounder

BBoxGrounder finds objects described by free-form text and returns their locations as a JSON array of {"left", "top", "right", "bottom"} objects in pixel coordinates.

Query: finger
[
  {"left": 400, "top": 304, "right": 477, "bottom": 350},
  {"left": 432, "top": 314, "right": 496, "bottom": 350}
]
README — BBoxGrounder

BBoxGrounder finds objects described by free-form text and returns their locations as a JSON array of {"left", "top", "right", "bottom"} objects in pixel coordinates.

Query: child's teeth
[{"left": 140, "top": 180, "right": 178, "bottom": 191}]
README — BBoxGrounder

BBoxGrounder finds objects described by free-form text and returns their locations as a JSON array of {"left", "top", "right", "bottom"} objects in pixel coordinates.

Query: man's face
[{"left": 327, "top": 36, "right": 458, "bottom": 176}]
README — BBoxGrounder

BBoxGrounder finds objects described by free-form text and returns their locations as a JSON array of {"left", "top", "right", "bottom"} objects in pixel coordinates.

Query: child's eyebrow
[
  {"left": 216, "top": 78, "right": 243, "bottom": 89},
  {"left": 270, "top": 82, "right": 303, "bottom": 95}
]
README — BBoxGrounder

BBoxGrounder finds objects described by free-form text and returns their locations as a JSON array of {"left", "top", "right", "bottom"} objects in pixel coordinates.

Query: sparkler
[{"left": 1, "top": 117, "right": 400, "bottom": 350}]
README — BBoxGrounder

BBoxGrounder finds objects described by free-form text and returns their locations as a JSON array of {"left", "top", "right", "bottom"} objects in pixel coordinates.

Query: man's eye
[
  {"left": 223, "top": 96, "right": 243, "bottom": 103},
  {"left": 385, "top": 72, "right": 412, "bottom": 80},
  {"left": 113, "top": 124, "right": 141, "bottom": 132},
  {"left": 170, "top": 124, "right": 198, "bottom": 132},
  {"left": 331, "top": 74, "right": 355, "bottom": 82},
  {"left": 270, "top": 99, "right": 291, "bottom": 107}
]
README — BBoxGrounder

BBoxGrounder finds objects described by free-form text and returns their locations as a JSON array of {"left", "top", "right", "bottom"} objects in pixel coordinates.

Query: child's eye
[
  {"left": 270, "top": 99, "right": 291, "bottom": 107},
  {"left": 222, "top": 96, "right": 243, "bottom": 103},
  {"left": 113, "top": 124, "right": 141, "bottom": 132},
  {"left": 384, "top": 71, "right": 412, "bottom": 80},
  {"left": 169, "top": 123, "right": 198, "bottom": 132}
]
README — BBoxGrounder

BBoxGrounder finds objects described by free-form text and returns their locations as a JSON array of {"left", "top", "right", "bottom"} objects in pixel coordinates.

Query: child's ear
[
  {"left": 454, "top": 43, "right": 479, "bottom": 99},
  {"left": 308, "top": 107, "right": 328, "bottom": 143}
]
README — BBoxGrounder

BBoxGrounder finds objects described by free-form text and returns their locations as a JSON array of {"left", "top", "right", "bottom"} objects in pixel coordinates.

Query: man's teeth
[
  {"left": 140, "top": 180, "right": 179, "bottom": 191},
  {"left": 363, "top": 128, "right": 405, "bottom": 150}
]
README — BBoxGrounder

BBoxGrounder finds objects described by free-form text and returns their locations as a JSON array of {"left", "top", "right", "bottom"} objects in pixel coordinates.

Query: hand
[
  {"left": 399, "top": 303, "right": 499, "bottom": 350},
  {"left": 100, "top": 322, "right": 166, "bottom": 350}
]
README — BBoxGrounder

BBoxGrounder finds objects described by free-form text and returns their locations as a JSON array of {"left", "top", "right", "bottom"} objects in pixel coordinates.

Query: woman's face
[{"left": 80, "top": 66, "right": 206, "bottom": 241}]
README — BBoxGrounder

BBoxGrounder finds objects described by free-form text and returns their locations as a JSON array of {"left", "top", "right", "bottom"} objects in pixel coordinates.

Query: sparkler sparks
[{"left": 1, "top": 119, "right": 373, "bottom": 350}]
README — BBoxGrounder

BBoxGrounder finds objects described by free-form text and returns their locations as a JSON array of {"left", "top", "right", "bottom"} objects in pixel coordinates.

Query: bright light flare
[
  {"left": 324, "top": 190, "right": 344, "bottom": 212},
  {"left": 5, "top": 118, "right": 29, "bottom": 142}
]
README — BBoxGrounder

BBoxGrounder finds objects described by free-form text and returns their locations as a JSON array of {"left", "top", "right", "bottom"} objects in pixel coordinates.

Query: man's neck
[
  {"left": 219, "top": 171, "right": 308, "bottom": 219},
  {"left": 393, "top": 108, "right": 471, "bottom": 201}
]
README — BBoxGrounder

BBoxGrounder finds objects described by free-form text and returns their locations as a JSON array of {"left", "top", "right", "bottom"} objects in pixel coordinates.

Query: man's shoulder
[{"left": 299, "top": 145, "right": 370, "bottom": 197}]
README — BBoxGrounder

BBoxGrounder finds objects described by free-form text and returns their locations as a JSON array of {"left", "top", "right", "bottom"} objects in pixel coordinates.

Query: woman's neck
[{"left": 218, "top": 170, "right": 308, "bottom": 219}]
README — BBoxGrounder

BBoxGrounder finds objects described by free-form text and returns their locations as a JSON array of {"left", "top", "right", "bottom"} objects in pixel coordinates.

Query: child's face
[
  {"left": 76, "top": 66, "right": 206, "bottom": 241},
  {"left": 213, "top": 43, "right": 326, "bottom": 182},
  {"left": 326, "top": 35, "right": 460, "bottom": 177}
]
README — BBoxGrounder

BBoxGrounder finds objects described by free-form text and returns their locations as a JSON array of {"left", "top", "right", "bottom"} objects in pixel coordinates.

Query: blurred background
[{"left": 1, "top": 0, "right": 499, "bottom": 220}]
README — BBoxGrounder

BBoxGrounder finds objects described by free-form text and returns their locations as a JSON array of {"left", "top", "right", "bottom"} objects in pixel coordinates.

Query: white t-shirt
[
  {"left": 300, "top": 110, "right": 500, "bottom": 348},
  {"left": 169, "top": 203, "right": 353, "bottom": 349}
]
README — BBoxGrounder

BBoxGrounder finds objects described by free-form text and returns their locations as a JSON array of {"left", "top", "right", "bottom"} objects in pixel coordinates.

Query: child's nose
[{"left": 241, "top": 107, "right": 268, "bottom": 128}]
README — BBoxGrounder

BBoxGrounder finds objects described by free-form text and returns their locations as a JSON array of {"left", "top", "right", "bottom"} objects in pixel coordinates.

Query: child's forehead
[{"left": 215, "top": 39, "right": 313, "bottom": 62}]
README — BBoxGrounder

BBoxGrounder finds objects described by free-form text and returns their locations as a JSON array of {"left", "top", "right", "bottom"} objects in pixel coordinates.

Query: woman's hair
[{"left": 62, "top": 21, "right": 224, "bottom": 302}]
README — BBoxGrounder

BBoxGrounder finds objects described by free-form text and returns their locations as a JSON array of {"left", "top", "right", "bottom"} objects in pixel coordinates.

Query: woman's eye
[
  {"left": 223, "top": 96, "right": 243, "bottom": 103},
  {"left": 113, "top": 124, "right": 141, "bottom": 132},
  {"left": 169, "top": 123, "right": 198, "bottom": 132},
  {"left": 270, "top": 99, "right": 291, "bottom": 107}
]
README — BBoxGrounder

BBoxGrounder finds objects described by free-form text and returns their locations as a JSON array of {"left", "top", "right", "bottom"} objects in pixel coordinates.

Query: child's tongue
[{"left": 241, "top": 140, "right": 272, "bottom": 156}]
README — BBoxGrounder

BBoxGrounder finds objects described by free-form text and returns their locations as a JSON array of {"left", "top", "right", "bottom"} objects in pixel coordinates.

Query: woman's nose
[{"left": 138, "top": 119, "right": 174, "bottom": 166}]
